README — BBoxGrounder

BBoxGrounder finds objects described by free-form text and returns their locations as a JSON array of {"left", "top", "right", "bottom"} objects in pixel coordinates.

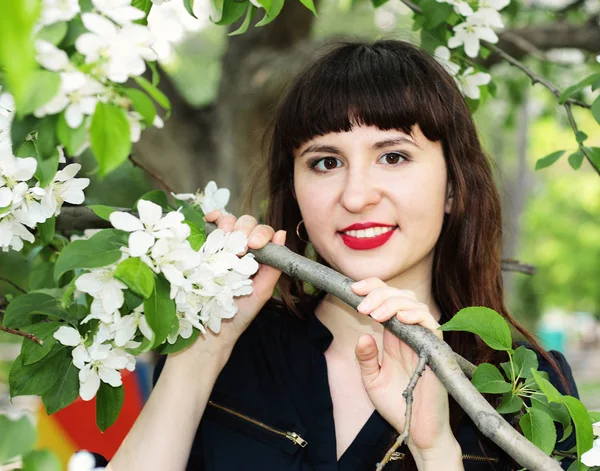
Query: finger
[
  {"left": 204, "top": 210, "right": 222, "bottom": 222},
  {"left": 357, "top": 289, "right": 421, "bottom": 317},
  {"left": 355, "top": 334, "right": 381, "bottom": 388},
  {"left": 233, "top": 214, "right": 258, "bottom": 234},
  {"left": 213, "top": 213, "right": 237, "bottom": 233},
  {"left": 247, "top": 224, "right": 275, "bottom": 249},
  {"left": 351, "top": 279, "right": 418, "bottom": 302},
  {"left": 392, "top": 306, "right": 443, "bottom": 340},
  {"left": 249, "top": 230, "right": 286, "bottom": 302}
]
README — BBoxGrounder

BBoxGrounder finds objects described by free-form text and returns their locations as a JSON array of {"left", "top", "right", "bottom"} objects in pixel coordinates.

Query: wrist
[{"left": 409, "top": 433, "right": 463, "bottom": 471}]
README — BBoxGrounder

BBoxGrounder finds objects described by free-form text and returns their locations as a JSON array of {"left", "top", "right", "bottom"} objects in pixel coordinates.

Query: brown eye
[
  {"left": 312, "top": 157, "right": 342, "bottom": 171},
  {"left": 380, "top": 152, "right": 406, "bottom": 165}
]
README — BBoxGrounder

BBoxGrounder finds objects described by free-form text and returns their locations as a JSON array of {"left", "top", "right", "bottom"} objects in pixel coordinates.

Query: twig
[
  {"left": 500, "top": 259, "right": 536, "bottom": 276},
  {"left": 0, "top": 277, "right": 26, "bottom": 293},
  {"left": 399, "top": 0, "right": 591, "bottom": 110},
  {"left": 376, "top": 353, "right": 428, "bottom": 471},
  {"left": 0, "top": 326, "right": 43, "bottom": 344},
  {"left": 129, "top": 154, "right": 175, "bottom": 194},
  {"left": 202, "top": 221, "right": 561, "bottom": 470},
  {"left": 563, "top": 105, "right": 600, "bottom": 175}
]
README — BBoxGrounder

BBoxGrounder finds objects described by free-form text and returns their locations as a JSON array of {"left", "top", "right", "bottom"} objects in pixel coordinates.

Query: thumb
[
  {"left": 250, "top": 230, "right": 286, "bottom": 298},
  {"left": 355, "top": 334, "right": 380, "bottom": 388}
]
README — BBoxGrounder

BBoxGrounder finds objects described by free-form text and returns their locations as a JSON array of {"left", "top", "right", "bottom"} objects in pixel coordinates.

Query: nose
[{"left": 339, "top": 167, "right": 381, "bottom": 213}]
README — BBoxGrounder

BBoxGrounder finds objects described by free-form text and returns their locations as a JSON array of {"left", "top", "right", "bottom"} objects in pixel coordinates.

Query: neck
[{"left": 315, "top": 272, "right": 441, "bottom": 357}]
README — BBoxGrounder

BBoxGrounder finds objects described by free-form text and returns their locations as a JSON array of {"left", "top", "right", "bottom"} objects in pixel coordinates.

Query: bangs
[{"left": 275, "top": 40, "right": 457, "bottom": 150}]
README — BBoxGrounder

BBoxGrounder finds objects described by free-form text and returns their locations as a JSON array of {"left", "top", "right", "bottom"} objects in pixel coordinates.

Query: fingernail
[
  {"left": 371, "top": 305, "right": 386, "bottom": 320},
  {"left": 357, "top": 298, "right": 371, "bottom": 312},
  {"left": 249, "top": 235, "right": 260, "bottom": 245}
]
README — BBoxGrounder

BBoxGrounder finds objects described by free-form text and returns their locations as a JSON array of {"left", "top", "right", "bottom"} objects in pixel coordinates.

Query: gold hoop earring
[{"left": 296, "top": 220, "right": 309, "bottom": 243}]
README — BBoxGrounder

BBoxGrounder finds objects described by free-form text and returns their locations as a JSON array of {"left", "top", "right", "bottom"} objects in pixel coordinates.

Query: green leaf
[
  {"left": 183, "top": 0, "right": 197, "bottom": 18},
  {"left": 512, "top": 345, "right": 538, "bottom": 379},
  {"left": 298, "top": 0, "right": 317, "bottom": 15},
  {"left": 30, "top": 259, "right": 57, "bottom": 290},
  {"left": 10, "top": 114, "right": 40, "bottom": 150},
  {"left": 124, "top": 88, "right": 156, "bottom": 125},
  {"left": 54, "top": 229, "right": 127, "bottom": 282},
  {"left": 135, "top": 190, "right": 172, "bottom": 210},
  {"left": 96, "top": 383, "right": 125, "bottom": 432},
  {"left": 56, "top": 112, "right": 88, "bottom": 157},
  {"left": 3, "top": 292, "right": 74, "bottom": 329},
  {"left": 36, "top": 115, "right": 59, "bottom": 159},
  {"left": 41, "top": 357, "right": 79, "bottom": 414},
  {"left": 181, "top": 205, "right": 206, "bottom": 230},
  {"left": 531, "top": 396, "right": 572, "bottom": 441},
  {"left": 22, "top": 449, "right": 61, "bottom": 471},
  {"left": 20, "top": 70, "right": 62, "bottom": 116},
  {"left": 144, "top": 275, "right": 177, "bottom": 347},
  {"left": 133, "top": 76, "right": 171, "bottom": 111},
  {"left": 38, "top": 216, "right": 56, "bottom": 245},
  {"left": 561, "top": 395, "right": 594, "bottom": 470},
  {"left": 496, "top": 391, "right": 524, "bottom": 414},
  {"left": 592, "top": 96, "right": 600, "bottom": 125},
  {"left": 20, "top": 321, "right": 61, "bottom": 365},
  {"left": 531, "top": 369, "right": 564, "bottom": 403},
  {"left": 585, "top": 146, "right": 600, "bottom": 170},
  {"left": 36, "top": 21, "right": 68, "bottom": 45},
  {"left": 472, "top": 363, "right": 512, "bottom": 394},
  {"left": 90, "top": 102, "right": 132, "bottom": 177},
  {"left": 22, "top": 141, "right": 60, "bottom": 187},
  {"left": 421, "top": 0, "right": 452, "bottom": 28},
  {"left": 228, "top": 4, "right": 255, "bottom": 36},
  {"left": 89, "top": 204, "right": 116, "bottom": 221},
  {"left": 0, "top": 415, "right": 37, "bottom": 464},
  {"left": 125, "top": 334, "right": 154, "bottom": 355},
  {"left": 589, "top": 411, "right": 600, "bottom": 423},
  {"left": 520, "top": 409, "right": 556, "bottom": 455},
  {"left": 185, "top": 220, "right": 206, "bottom": 251},
  {"left": 568, "top": 151, "right": 584, "bottom": 170},
  {"left": 0, "top": 0, "right": 41, "bottom": 112},
  {"left": 371, "top": 0, "right": 389, "bottom": 6},
  {"left": 9, "top": 346, "right": 68, "bottom": 397},
  {"left": 156, "top": 328, "right": 200, "bottom": 354},
  {"left": 559, "top": 73, "right": 600, "bottom": 104},
  {"left": 535, "top": 150, "right": 565, "bottom": 170},
  {"left": 132, "top": 0, "right": 152, "bottom": 23},
  {"left": 439, "top": 307, "right": 513, "bottom": 352},
  {"left": 114, "top": 257, "right": 155, "bottom": 299},
  {"left": 575, "top": 131, "right": 588, "bottom": 144}
]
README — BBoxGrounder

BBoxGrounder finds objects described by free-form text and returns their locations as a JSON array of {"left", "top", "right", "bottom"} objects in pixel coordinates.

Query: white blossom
[
  {"left": 434, "top": 46, "right": 461, "bottom": 77},
  {"left": 457, "top": 66, "right": 491, "bottom": 99},
  {"left": 468, "top": 7, "right": 504, "bottom": 29},
  {"left": 76, "top": 13, "right": 157, "bottom": 83},
  {"left": 35, "top": 40, "right": 71, "bottom": 72},
  {"left": 0, "top": 92, "right": 14, "bottom": 150},
  {"left": 435, "top": 0, "right": 473, "bottom": 16},
  {"left": 0, "top": 150, "right": 37, "bottom": 192},
  {"left": 109, "top": 199, "right": 189, "bottom": 257},
  {"left": 92, "top": 0, "right": 146, "bottom": 25},
  {"left": 582, "top": 438, "right": 600, "bottom": 467},
  {"left": 76, "top": 267, "right": 128, "bottom": 314},
  {"left": 0, "top": 214, "right": 35, "bottom": 251},
  {"left": 42, "top": 163, "right": 90, "bottom": 217},
  {"left": 68, "top": 450, "right": 105, "bottom": 471},
  {"left": 113, "top": 305, "right": 154, "bottom": 346},
  {"left": 13, "top": 187, "right": 48, "bottom": 228},
  {"left": 54, "top": 326, "right": 91, "bottom": 368},
  {"left": 34, "top": 71, "right": 105, "bottom": 128},
  {"left": 78, "top": 343, "right": 129, "bottom": 400},
  {"left": 447, "top": 16, "right": 499, "bottom": 58},
  {"left": 40, "top": 0, "right": 80, "bottom": 26},
  {"left": 172, "top": 181, "right": 230, "bottom": 215}
]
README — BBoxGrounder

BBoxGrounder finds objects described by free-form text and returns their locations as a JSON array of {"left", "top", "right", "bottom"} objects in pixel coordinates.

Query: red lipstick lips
[{"left": 338, "top": 222, "right": 397, "bottom": 250}]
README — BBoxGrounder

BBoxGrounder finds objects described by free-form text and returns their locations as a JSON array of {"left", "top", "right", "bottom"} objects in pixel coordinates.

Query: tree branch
[
  {"left": 204, "top": 221, "right": 561, "bottom": 470},
  {"left": 0, "top": 326, "right": 43, "bottom": 344},
  {"left": 376, "top": 353, "right": 428, "bottom": 471},
  {"left": 0, "top": 277, "right": 26, "bottom": 293},
  {"left": 129, "top": 154, "right": 174, "bottom": 194}
]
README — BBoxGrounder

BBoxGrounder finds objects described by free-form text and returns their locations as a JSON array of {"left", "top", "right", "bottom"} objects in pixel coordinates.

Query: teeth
[{"left": 343, "top": 227, "right": 395, "bottom": 238}]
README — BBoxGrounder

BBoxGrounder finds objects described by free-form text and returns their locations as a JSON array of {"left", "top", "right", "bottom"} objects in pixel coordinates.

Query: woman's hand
[
  {"left": 351, "top": 278, "right": 462, "bottom": 466},
  {"left": 188, "top": 210, "right": 286, "bottom": 356}
]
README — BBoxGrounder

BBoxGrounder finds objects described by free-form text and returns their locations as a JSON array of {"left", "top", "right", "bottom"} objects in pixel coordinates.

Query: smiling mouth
[{"left": 338, "top": 226, "right": 398, "bottom": 250}]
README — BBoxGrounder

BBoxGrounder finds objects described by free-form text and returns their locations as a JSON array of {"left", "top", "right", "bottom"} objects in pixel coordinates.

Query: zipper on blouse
[
  {"left": 461, "top": 453, "right": 499, "bottom": 462},
  {"left": 207, "top": 400, "right": 308, "bottom": 448}
]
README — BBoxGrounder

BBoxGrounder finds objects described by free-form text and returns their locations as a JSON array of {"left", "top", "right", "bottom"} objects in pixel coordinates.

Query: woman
[{"left": 106, "top": 40, "right": 577, "bottom": 471}]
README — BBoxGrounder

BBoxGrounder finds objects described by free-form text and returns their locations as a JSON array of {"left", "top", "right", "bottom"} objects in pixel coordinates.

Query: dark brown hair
[{"left": 252, "top": 39, "right": 570, "bottom": 469}]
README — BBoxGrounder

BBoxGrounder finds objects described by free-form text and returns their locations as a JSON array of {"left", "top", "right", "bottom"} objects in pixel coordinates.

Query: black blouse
[{"left": 149, "top": 302, "right": 578, "bottom": 471}]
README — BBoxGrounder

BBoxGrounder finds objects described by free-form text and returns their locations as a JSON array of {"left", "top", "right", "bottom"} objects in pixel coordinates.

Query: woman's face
[{"left": 293, "top": 124, "right": 451, "bottom": 287}]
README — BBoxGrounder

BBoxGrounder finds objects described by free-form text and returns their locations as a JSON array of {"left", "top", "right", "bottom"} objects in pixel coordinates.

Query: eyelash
[{"left": 308, "top": 152, "right": 411, "bottom": 173}]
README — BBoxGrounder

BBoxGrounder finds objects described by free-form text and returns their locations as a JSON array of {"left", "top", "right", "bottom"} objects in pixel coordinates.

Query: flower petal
[
  {"left": 110, "top": 211, "right": 144, "bottom": 232},
  {"left": 128, "top": 230, "right": 155, "bottom": 256},
  {"left": 54, "top": 326, "right": 82, "bottom": 346},
  {"left": 137, "top": 199, "right": 162, "bottom": 228}
]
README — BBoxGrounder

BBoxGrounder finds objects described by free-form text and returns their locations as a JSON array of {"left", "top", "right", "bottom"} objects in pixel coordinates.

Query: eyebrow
[{"left": 299, "top": 136, "right": 420, "bottom": 157}]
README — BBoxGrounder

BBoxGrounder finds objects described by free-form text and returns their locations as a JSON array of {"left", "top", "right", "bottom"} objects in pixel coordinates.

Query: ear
[{"left": 444, "top": 182, "right": 453, "bottom": 214}]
